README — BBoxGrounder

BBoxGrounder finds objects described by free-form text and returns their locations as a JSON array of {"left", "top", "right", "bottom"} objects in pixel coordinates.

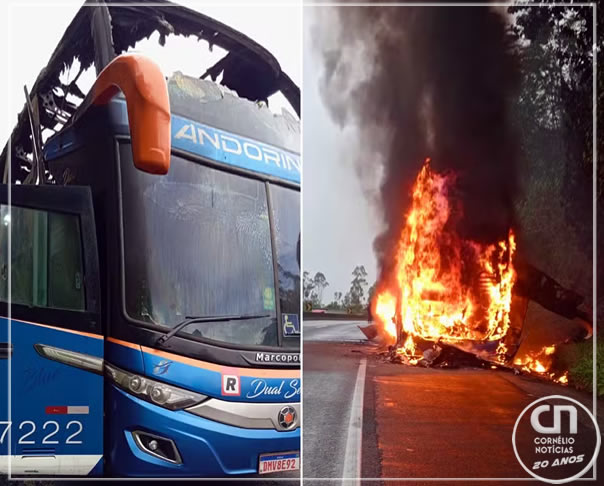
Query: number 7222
[{"left": 0, "top": 420, "right": 83, "bottom": 445}]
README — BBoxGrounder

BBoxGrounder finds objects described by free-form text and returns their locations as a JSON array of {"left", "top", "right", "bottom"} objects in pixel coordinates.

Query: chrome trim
[
  {"left": 185, "top": 399, "right": 300, "bottom": 431},
  {"left": 132, "top": 430, "right": 182, "bottom": 465},
  {"left": 34, "top": 343, "right": 103, "bottom": 374}
]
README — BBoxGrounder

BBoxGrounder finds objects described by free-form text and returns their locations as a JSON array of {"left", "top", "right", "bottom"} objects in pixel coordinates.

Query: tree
[
  {"left": 508, "top": 2, "right": 603, "bottom": 198},
  {"left": 325, "top": 290, "right": 343, "bottom": 310},
  {"left": 342, "top": 291, "right": 352, "bottom": 309},
  {"left": 313, "top": 272, "right": 329, "bottom": 305},
  {"left": 303, "top": 270, "right": 330, "bottom": 307},
  {"left": 347, "top": 265, "right": 368, "bottom": 312},
  {"left": 507, "top": 2, "right": 602, "bottom": 313},
  {"left": 303, "top": 271, "right": 315, "bottom": 301}
]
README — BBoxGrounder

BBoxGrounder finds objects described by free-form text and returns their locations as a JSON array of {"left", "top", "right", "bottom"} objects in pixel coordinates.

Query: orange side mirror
[{"left": 91, "top": 54, "right": 171, "bottom": 175}]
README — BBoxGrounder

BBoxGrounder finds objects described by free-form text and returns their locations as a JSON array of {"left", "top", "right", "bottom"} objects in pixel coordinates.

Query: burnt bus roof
[
  {"left": 1, "top": 0, "right": 300, "bottom": 183},
  {"left": 44, "top": 75, "right": 301, "bottom": 184},
  {"left": 167, "top": 74, "right": 299, "bottom": 154}
]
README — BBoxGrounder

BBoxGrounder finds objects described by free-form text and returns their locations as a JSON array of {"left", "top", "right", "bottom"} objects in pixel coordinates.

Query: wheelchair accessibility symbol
[{"left": 282, "top": 314, "right": 300, "bottom": 336}]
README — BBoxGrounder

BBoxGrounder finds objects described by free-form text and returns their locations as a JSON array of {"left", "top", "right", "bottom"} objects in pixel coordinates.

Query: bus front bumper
[{"left": 106, "top": 386, "right": 300, "bottom": 477}]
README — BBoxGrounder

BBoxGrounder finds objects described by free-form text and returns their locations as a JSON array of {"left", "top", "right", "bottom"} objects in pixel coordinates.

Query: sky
[
  {"left": 0, "top": 0, "right": 301, "bottom": 145},
  {"left": 302, "top": 8, "right": 380, "bottom": 304}
]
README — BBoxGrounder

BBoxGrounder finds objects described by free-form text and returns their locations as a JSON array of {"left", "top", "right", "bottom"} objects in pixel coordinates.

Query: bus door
[{"left": 0, "top": 184, "right": 103, "bottom": 476}]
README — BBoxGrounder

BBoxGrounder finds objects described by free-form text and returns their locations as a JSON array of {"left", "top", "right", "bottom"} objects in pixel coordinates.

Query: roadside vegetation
[
  {"left": 556, "top": 339, "right": 603, "bottom": 397},
  {"left": 570, "top": 341, "right": 603, "bottom": 396},
  {"left": 303, "top": 266, "right": 375, "bottom": 314}
]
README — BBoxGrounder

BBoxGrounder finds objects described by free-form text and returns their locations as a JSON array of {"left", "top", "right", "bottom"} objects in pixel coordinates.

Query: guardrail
[{"left": 303, "top": 312, "right": 367, "bottom": 321}]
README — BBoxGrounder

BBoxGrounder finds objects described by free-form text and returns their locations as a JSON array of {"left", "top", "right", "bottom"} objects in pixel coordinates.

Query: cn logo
[
  {"left": 530, "top": 404, "right": 577, "bottom": 434},
  {"left": 221, "top": 373, "right": 240, "bottom": 396}
]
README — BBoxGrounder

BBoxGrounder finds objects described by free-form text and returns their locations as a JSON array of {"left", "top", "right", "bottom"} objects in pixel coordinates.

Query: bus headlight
[
  {"left": 150, "top": 385, "right": 171, "bottom": 405},
  {"left": 105, "top": 363, "right": 206, "bottom": 410},
  {"left": 129, "top": 376, "right": 146, "bottom": 393}
]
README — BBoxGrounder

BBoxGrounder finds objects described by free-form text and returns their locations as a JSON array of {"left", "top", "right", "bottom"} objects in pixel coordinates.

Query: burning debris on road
[{"left": 366, "top": 158, "right": 588, "bottom": 385}]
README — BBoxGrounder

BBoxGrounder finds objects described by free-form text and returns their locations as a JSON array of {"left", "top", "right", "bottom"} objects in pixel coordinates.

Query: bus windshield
[{"left": 121, "top": 149, "right": 299, "bottom": 348}]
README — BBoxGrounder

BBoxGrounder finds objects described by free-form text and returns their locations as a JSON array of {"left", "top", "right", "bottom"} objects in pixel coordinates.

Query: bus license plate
[{"left": 258, "top": 451, "right": 300, "bottom": 474}]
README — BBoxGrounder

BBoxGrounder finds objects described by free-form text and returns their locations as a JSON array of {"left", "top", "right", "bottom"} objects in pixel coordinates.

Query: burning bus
[
  {"left": 370, "top": 158, "right": 592, "bottom": 384},
  {"left": 313, "top": 5, "right": 595, "bottom": 388}
]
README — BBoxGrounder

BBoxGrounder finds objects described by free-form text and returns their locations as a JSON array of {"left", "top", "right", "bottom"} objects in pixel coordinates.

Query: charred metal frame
[{"left": 1, "top": 0, "right": 300, "bottom": 183}]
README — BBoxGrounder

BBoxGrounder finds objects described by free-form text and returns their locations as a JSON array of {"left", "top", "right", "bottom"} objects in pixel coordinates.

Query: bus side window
[
  {"left": 48, "top": 212, "right": 85, "bottom": 310},
  {"left": 0, "top": 204, "right": 85, "bottom": 311}
]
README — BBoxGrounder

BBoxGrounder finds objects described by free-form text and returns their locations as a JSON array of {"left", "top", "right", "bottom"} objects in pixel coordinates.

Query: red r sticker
[{"left": 221, "top": 372, "right": 240, "bottom": 396}]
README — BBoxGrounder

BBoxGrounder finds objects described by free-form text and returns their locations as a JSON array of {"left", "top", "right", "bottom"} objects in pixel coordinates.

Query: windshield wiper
[{"left": 155, "top": 314, "right": 270, "bottom": 346}]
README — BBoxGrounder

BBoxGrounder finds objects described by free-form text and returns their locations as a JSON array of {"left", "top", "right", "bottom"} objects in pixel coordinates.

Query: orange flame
[
  {"left": 375, "top": 291, "right": 397, "bottom": 338},
  {"left": 373, "top": 158, "right": 516, "bottom": 363},
  {"left": 513, "top": 346, "right": 569, "bottom": 385}
]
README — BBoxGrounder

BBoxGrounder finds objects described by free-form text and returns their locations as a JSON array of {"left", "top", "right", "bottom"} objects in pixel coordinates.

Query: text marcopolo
[{"left": 255, "top": 352, "right": 300, "bottom": 363}]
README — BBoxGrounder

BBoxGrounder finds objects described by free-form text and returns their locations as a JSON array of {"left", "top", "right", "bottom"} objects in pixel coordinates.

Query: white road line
[{"left": 341, "top": 357, "right": 367, "bottom": 486}]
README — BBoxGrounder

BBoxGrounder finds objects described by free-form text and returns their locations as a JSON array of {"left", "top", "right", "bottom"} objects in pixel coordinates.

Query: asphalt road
[
  {"left": 303, "top": 320, "right": 603, "bottom": 485},
  {"left": 303, "top": 319, "right": 368, "bottom": 342}
]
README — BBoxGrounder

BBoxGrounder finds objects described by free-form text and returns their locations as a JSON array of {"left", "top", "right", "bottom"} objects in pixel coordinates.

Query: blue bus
[{"left": 0, "top": 0, "right": 300, "bottom": 477}]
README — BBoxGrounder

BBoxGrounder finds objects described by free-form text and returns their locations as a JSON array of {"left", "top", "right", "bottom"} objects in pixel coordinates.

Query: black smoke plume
[{"left": 314, "top": 2, "right": 521, "bottom": 284}]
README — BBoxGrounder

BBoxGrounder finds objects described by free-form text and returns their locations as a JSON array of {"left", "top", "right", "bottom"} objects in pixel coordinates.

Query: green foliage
[
  {"left": 309, "top": 266, "right": 371, "bottom": 313},
  {"left": 509, "top": 1, "right": 603, "bottom": 198},
  {"left": 569, "top": 341, "right": 604, "bottom": 396},
  {"left": 508, "top": 2, "right": 597, "bottom": 318},
  {"left": 347, "top": 265, "right": 368, "bottom": 308},
  {"left": 325, "top": 291, "right": 344, "bottom": 310}
]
